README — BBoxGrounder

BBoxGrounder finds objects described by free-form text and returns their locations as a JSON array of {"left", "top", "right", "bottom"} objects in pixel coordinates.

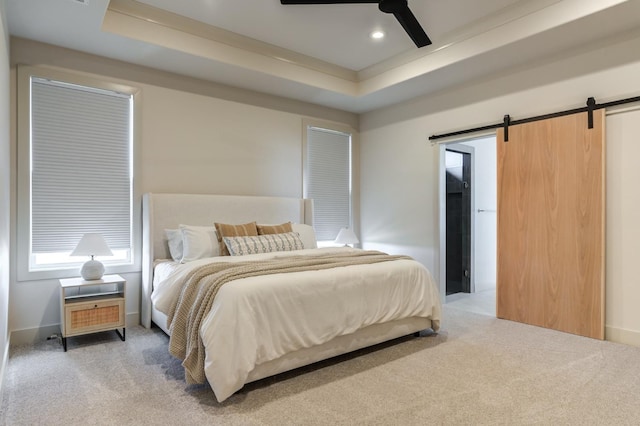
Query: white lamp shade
[
  {"left": 71, "top": 233, "right": 113, "bottom": 280},
  {"left": 71, "top": 233, "right": 113, "bottom": 257},
  {"left": 335, "top": 227, "right": 359, "bottom": 246}
]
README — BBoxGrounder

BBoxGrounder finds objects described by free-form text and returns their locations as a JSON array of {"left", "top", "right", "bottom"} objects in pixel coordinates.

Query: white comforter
[{"left": 151, "top": 247, "right": 441, "bottom": 402}]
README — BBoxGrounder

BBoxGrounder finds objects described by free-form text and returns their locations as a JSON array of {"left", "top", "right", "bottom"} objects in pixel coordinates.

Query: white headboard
[{"left": 141, "top": 193, "right": 314, "bottom": 328}]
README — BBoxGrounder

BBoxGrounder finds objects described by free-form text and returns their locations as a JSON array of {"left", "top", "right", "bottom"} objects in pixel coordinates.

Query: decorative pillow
[
  {"left": 214, "top": 222, "right": 258, "bottom": 256},
  {"left": 223, "top": 232, "right": 305, "bottom": 256},
  {"left": 179, "top": 224, "right": 220, "bottom": 262},
  {"left": 164, "top": 229, "right": 183, "bottom": 262},
  {"left": 257, "top": 222, "right": 293, "bottom": 235},
  {"left": 292, "top": 223, "right": 317, "bottom": 249}
]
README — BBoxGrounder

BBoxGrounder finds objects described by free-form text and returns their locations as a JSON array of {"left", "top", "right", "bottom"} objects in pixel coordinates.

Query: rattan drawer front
[{"left": 64, "top": 298, "right": 125, "bottom": 337}]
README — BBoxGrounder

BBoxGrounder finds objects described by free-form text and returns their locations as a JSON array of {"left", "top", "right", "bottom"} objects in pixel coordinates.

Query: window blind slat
[
  {"left": 305, "top": 127, "right": 351, "bottom": 241},
  {"left": 31, "top": 78, "right": 132, "bottom": 252}
]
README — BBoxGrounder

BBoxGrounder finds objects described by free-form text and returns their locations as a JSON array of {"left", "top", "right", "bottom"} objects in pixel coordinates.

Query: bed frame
[{"left": 141, "top": 193, "right": 433, "bottom": 389}]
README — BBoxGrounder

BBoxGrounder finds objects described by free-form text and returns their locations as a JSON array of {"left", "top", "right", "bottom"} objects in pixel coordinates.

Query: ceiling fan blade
[
  {"left": 392, "top": 6, "right": 432, "bottom": 47},
  {"left": 280, "top": 1, "right": 377, "bottom": 4},
  {"left": 281, "top": 0, "right": 432, "bottom": 48}
]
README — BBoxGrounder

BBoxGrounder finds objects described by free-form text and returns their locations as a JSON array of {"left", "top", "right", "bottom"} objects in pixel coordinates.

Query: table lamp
[
  {"left": 71, "top": 233, "right": 113, "bottom": 280},
  {"left": 334, "top": 227, "right": 359, "bottom": 247}
]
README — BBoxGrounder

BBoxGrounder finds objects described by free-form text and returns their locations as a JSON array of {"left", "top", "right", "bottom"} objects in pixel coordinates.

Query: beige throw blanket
[{"left": 167, "top": 250, "right": 410, "bottom": 384}]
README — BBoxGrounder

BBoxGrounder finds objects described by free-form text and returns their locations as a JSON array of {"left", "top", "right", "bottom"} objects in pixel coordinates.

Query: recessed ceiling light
[{"left": 370, "top": 31, "right": 385, "bottom": 40}]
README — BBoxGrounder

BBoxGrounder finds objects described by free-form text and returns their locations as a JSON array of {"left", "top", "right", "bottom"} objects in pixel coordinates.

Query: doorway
[
  {"left": 445, "top": 149, "right": 471, "bottom": 295},
  {"left": 439, "top": 136, "right": 497, "bottom": 316}
]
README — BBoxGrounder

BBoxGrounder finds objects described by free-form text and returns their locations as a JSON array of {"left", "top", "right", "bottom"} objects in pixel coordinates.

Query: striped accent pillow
[
  {"left": 257, "top": 222, "right": 293, "bottom": 235},
  {"left": 223, "top": 232, "right": 305, "bottom": 256},
  {"left": 214, "top": 222, "right": 258, "bottom": 256}
]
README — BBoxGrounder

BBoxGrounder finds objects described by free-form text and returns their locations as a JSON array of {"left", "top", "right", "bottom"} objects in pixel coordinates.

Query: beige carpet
[{"left": 2, "top": 305, "right": 640, "bottom": 425}]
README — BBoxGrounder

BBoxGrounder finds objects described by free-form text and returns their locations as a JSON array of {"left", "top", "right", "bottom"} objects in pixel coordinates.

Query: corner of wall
[
  {"left": 0, "top": 0, "right": 11, "bottom": 402},
  {"left": 0, "top": 336, "right": 9, "bottom": 401}
]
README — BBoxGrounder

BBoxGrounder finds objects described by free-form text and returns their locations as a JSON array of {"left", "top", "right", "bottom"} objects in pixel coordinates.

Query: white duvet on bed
[{"left": 151, "top": 247, "right": 441, "bottom": 402}]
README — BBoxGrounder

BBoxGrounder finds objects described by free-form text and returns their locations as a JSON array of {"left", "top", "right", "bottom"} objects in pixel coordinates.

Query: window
[
  {"left": 303, "top": 124, "right": 353, "bottom": 245},
  {"left": 17, "top": 67, "right": 137, "bottom": 280}
]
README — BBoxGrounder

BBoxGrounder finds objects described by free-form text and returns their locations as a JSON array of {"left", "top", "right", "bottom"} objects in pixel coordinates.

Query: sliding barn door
[{"left": 496, "top": 110, "right": 605, "bottom": 339}]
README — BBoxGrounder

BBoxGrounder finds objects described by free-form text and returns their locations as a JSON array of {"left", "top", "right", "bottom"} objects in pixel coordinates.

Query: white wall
[
  {"left": 360, "top": 30, "right": 640, "bottom": 346},
  {"left": 604, "top": 109, "right": 640, "bottom": 346},
  {"left": 0, "top": 0, "right": 11, "bottom": 395},
  {"left": 138, "top": 86, "right": 304, "bottom": 197},
  {"left": 8, "top": 39, "right": 358, "bottom": 343}
]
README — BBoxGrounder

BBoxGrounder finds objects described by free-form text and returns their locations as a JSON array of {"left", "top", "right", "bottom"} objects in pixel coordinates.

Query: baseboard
[
  {"left": 10, "top": 324, "right": 61, "bottom": 346},
  {"left": 10, "top": 312, "right": 141, "bottom": 347},
  {"left": 125, "top": 312, "right": 140, "bottom": 328},
  {"left": 473, "top": 282, "right": 496, "bottom": 293},
  {"left": 606, "top": 325, "right": 640, "bottom": 347}
]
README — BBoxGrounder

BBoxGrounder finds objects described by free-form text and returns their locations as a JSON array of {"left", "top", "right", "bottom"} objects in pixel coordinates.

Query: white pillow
[
  {"left": 292, "top": 223, "right": 317, "bottom": 249},
  {"left": 223, "top": 232, "right": 304, "bottom": 256},
  {"left": 179, "top": 224, "right": 220, "bottom": 262},
  {"left": 165, "top": 229, "right": 183, "bottom": 262}
]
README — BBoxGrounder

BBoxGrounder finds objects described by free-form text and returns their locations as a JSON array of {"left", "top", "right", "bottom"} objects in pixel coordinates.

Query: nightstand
[{"left": 59, "top": 274, "right": 126, "bottom": 351}]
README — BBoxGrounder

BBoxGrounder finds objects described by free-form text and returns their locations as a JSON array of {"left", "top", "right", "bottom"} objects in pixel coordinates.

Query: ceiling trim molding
[
  {"left": 357, "top": 0, "right": 631, "bottom": 96},
  {"left": 99, "top": 0, "right": 636, "bottom": 108},
  {"left": 10, "top": 36, "right": 360, "bottom": 128},
  {"left": 105, "top": 0, "right": 358, "bottom": 82},
  {"left": 357, "top": 0, "right": 563, "bottom": 81}
]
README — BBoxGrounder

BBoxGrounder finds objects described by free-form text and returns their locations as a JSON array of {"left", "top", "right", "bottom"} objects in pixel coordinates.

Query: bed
[{"left": 141, "top": 193, "right": 441, "bottom": 402}]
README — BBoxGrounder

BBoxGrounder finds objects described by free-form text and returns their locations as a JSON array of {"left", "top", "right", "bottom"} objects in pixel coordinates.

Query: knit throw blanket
[{"left": 166, "top": 250, "right": 411, "bottom": 384}]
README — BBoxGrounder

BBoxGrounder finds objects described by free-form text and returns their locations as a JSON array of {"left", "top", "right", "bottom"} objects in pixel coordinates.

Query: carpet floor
[{"left": 2, "top": 305, "right": 640, "bottom": 425}]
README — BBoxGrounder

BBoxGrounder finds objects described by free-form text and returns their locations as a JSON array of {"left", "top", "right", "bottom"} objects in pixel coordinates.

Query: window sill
[{"left": 17, "top": 263, "right": 140, "bottom": 283}]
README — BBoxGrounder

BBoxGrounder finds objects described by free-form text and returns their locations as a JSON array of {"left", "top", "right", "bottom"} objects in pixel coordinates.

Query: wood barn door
[{"left": 496, "top": 110, "right": 605, "bottom": 339}]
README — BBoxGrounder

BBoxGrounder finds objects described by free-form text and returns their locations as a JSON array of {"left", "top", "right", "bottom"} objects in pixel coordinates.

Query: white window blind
[
  {"left": 304, "top": 126, "right": 352, "bottom": 242},
  {"left": 30, "top": 77, "right": 132, "bottom": 254}
]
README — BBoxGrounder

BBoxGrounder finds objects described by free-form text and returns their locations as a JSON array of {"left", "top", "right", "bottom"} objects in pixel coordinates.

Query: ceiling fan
[{"left": 280, "top": 0, "right": 432, "bottom": 48}]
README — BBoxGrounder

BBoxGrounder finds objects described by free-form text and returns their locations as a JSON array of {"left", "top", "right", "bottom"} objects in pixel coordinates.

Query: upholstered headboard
[{"left": 140, "top": 193, "right": 314, "bottom": 328}]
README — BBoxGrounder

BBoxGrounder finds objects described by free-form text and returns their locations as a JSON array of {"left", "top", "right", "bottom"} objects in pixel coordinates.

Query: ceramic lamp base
[{"left": 80, "top": 259, "right": 105, "bottom": 280}]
